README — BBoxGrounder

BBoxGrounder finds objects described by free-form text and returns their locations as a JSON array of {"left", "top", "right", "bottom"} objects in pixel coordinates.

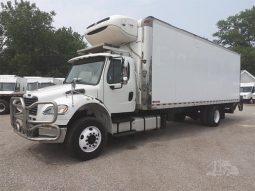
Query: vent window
[
  {"left": 86, "top": 17, "right": 110, "bottom": 29},
  {"left": 87, "top": 23, "right": 95, "bottom": 29},
  {"left": 97, "top": 17, "right": 110, "bottom": 24},
  {"left": 87, "top": 26, "right": 108, "bottom": 35}
]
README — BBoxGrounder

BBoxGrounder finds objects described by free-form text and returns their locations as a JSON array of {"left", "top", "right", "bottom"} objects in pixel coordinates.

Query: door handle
[{"left": 129, "top": 92, "right": 134, "bottom": 101}]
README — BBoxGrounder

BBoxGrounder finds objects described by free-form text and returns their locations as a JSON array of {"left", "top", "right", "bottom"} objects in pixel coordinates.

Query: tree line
[
  {"left": 0, "top": 1, "right": 254, "bottom": 77},
  {"left": 0, "top": 0, "right": 86, "bottom": 77},
  {"left": 213, "top": 6, "right": 255, "bottom": 75}
]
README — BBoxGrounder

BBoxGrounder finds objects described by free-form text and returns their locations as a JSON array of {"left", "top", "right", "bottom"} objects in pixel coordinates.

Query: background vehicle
[
  {"left": 0, "top": 75, "right": 65, "bottom": 114},
  {"left": 240, "top": 83, "right": 255, "bottom": 103},
  {"left": 10, "top": 15, "right": 242, "bottom": 160},
  {"left": 25, "top": 76, "right": 64, "bottom": 91},
  {"left": 0, "top": 75, "right": 26, "bottom": 114}
]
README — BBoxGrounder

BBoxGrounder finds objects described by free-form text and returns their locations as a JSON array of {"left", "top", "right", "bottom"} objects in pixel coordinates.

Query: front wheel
[{"left": 66, "top": 117, "right": 107, "bottom": 161}]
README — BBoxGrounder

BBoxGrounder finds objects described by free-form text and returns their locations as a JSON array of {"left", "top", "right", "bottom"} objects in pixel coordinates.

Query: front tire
[{"left": 66, "top": 117, "right": 107, "bottom": 161}]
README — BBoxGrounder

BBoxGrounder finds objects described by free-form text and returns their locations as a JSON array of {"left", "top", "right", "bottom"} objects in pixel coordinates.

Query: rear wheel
[
  {"left": 200, "top": 106, "right": 221, "bottom": 127},
  {"left": 207, "top": 106, "right": 221, "bottom": 127},
  {"left": 0, "top": 99, "right": 9, "bottom": 115},
  {"left": 66, "top": 117, "right": 107, "bottom": 161}
]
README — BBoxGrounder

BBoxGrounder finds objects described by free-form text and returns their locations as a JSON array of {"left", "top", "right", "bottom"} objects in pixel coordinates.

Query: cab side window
[{"left": 107, "top": 59, "right": 123, "bottom": 84}]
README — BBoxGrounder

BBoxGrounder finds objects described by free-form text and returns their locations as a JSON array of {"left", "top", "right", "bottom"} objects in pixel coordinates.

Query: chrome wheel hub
[{"left": 79, "top": 126, "right": 102, "bottom": 153}]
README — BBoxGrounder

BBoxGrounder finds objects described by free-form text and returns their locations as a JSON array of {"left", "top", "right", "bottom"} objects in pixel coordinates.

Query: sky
[{"left": 1, "top": 0, "right": 255, "bottom": 40}]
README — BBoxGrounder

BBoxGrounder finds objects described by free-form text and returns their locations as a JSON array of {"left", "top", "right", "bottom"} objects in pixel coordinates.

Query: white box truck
[
  {"left": 0, "top": 75, "right": 26, "bottom": 114},
  {"left": 10, "top": 15, "right": 242, "bottom": 160},
  {"left": 240, "top": 82, "right": 255, "bottom": 103}
]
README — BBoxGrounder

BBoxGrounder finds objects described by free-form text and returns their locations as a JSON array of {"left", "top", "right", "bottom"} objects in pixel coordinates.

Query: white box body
[{"left": 149, "top": 18, "right": 240, "bottom": 108}]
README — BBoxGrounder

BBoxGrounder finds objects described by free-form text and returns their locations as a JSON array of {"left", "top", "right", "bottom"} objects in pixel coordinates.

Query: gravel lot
[{"left": 0, "top": 105, "right": 255, "bottom": 191}]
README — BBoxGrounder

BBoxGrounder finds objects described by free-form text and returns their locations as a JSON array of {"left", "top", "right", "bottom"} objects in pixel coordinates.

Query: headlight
[{"left": 43, "top": 105, "right": 68, "bottom": 115}]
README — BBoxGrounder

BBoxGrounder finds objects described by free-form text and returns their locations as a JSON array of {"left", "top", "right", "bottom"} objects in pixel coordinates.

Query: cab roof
[{"left": 68, "top": 53, "right": 119, "bottom": 64}]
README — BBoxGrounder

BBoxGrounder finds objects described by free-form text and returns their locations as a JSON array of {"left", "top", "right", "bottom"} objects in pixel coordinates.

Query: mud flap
[{"left": 238, "top": 102, "right": 243, "bottom": 111}]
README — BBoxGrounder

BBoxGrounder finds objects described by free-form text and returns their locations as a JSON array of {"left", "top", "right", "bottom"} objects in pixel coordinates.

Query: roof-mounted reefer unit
[{"left": 85, "top": 15, "right": 138, "bottom": 46}]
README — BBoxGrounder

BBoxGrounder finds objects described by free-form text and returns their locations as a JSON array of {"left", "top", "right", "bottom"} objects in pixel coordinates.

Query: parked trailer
[
  {"left": 0, "top": 75, "right": 26, "bottom": 114},
  {"left": 10, "top": 15, "right": 242, "bottom": 160}
]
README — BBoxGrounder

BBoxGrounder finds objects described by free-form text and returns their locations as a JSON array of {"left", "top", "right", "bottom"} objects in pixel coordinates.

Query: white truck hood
[
  {"left": 25, "top": 84, "right": 98, "bottom": 101},
  {"left": 0, "top": 90, "right": 15, "bottom": 94},
  {"left": 240, "top": 92, "right": 250, "bottom": 96}
]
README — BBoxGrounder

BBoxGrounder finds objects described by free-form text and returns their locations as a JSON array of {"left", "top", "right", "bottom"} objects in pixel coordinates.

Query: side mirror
[
  {"left": 71, "top": 79, "right": 76, "bottom": 90},
  {"left": 122, "top": 60, "right": 129, "bottom": 85},
  {"left": 71, "top": 78, "right": 81, "bottom": 90}
]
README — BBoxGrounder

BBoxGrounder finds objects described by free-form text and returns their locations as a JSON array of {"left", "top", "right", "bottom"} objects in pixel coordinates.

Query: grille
[{"left": 24, "top": 96, "right": 38, "bottom": 115}]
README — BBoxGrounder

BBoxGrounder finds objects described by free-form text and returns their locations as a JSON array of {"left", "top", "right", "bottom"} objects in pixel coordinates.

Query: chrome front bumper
[{"left": 10, "top": 97, "right": 66, "bottom": 143}]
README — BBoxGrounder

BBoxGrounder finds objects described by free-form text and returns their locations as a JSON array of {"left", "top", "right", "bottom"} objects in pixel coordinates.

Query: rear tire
[
  {"left": 66, "top": 117, "right": 107, "bottom": 161},
  {"left": 0, "top": 99, "right": 9, "bottom": 115},
  {"left": 207, "top": 106, "right": 221, "bottom": 127}
]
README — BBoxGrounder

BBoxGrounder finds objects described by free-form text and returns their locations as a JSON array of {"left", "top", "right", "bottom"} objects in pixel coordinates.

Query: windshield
[
  {"left": 0, "top": 82, "right": 16, "bottom": 91},
  {"left": 27, "top": 82, "right": 38, "bottom": 91},
  {"left": 65, "top": 57, "right": 105, "bottom": 85},
  {"left": 39, "top": 82, "right": 55, "bottom": 89},
  {"left": 27, "top": 82, "right": 55, "bottom": 91},
  {"left": 240, "top": 86, "right": 253, "bottom": 93}
]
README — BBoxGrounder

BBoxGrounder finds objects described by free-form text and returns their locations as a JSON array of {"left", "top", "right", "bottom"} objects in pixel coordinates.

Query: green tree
[
  {"left": 213, "top": 6, "right": 255, "bottom": 75},
  {"left": 0, "top": 0, "right": 86, "bottom": 77},
  {"left": 0, "top": 24, "right": 5, "bottom": 52}
]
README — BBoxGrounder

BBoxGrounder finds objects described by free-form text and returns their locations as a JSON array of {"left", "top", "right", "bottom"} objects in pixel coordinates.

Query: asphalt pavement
[{"left": 0, "top": 105, "right": 255, "bottom": 191}]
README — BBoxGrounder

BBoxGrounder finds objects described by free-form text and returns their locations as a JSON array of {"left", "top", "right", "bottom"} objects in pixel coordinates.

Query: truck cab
[
  {"left": 67, "top": 53, "right": 136, "bottom": 113},
  {"left": 240, "top": 83, "right": 255, "bottom": 103},
  {"left": 10, "top": 52, "right": 137, "bottom": 159}
]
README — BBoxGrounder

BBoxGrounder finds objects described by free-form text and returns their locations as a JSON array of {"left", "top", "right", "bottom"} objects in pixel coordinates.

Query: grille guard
[{"left": 10, "top": 97, "right": 61, "bottom": 141}]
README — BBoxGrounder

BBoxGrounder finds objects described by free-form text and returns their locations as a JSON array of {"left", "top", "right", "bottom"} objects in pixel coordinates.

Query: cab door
[{"left": 103, "top": 57, "right": 136, "bottom": 114}]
